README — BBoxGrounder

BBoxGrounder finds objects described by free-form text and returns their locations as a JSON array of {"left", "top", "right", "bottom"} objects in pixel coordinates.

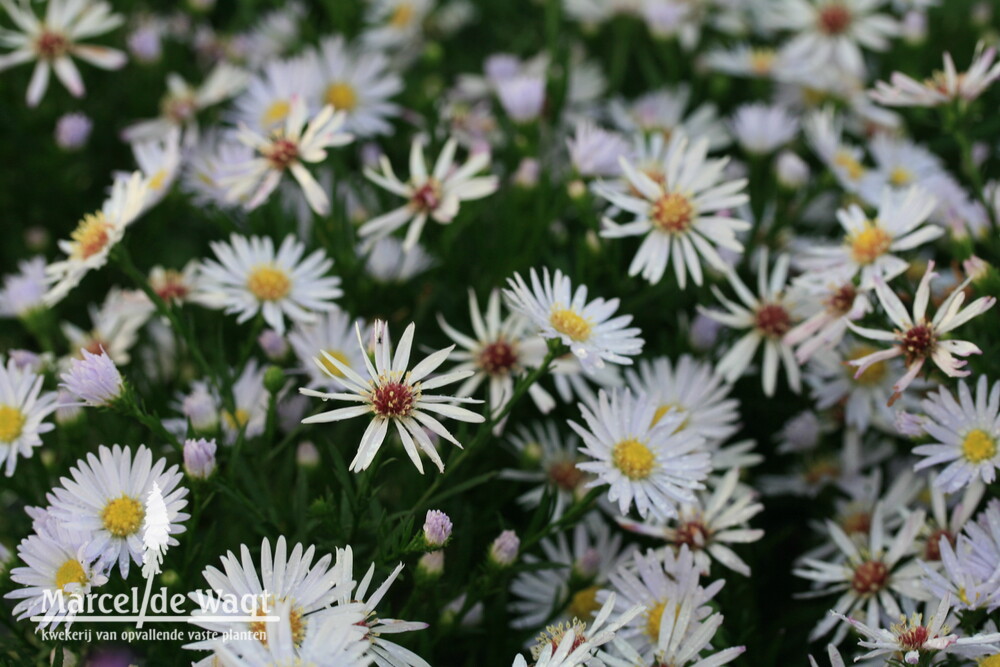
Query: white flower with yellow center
[
  {"left": 229, "top": 55, "right": 315, "bottom": 133},
  {"left": 595, "top": 133, "right": 750, "bottom": 288},
  {"left": 196, "top": 234, "right": 343, "bottom": 336},
  {"left": 570, "top": 389, "right": 710, "bottom": 520},
  {"left": 914, "top": 376, "right": 1000, "bottom": 493},
  {"left": 49, "top": 444, "right": 189, "bottom": 578},
  {"left": 857, "top": 135, "right": 946, "bottom": 205},
  {"left": 299, "top": 320, "right": 485, "bottom": 474},
  {"left": 305, "top": 35, "right": 402, "bottom": 137},
  {"left": 0, "top": 0, "right": 126, "bottom": 108},
  {"left": 504, "top": 267, "right": 644, "bottom": 372},
  {"left": 221, "top": 360, "right": 269, "bottom": 444},
  {"left": 225, "top": 96, "right": 354, "bottom": 216},
  {"left": 44, "top": 172, "right": 149, "bottom": 306},
  {"left": 126, "top": 127, "right": 182, "bottom": 208},
  {"left": 361, "top": 136, "right": 499, "bottom": 252},
  {"left": 361, "top": 0, "right": 432, "bottom": 51},
  {"left": 0, "top": 356, "right": 58, "bottom": 477},
  {"left": 870, "top": 42, "right": 1000, "bottom": 107},
  {"left": 289, "top": 307, "right": 369, "bottom": 390},
  {"left": 4, "top": 523, "right": 108, "bottom": 629},
  {"left": 805, "top": 343, "right": 903, "bottom": 433}
]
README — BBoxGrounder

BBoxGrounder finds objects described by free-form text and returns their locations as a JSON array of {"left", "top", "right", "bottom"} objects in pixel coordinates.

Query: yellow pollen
[
  {"left": 550, "top": 309, "right": 592, "bottom": 342},
  {"left": 651, "top": 193, "right": 694, "bottom": 234},
  {"left": 612, "top": 438, "right": 655, "bottom": 480},
  {"left": 981, "top": 654, "right": 1000, "bottom": 667},
  {"left": 325, "top": 82, "right": 358, "bottom": 112},
  {"left": 319, "top": 350, "right": 350, "bottom": 378},
  {"left": 833, "top": 151, "right": 865, "bottom": 181},
  {"left": 651, "top": 403, "right": 689, "bottom": 431},
  {"left": 846, "top": 345, "right": 887, "bottom": 386},
  {"left": 566, "top": 585, "right": 601, "bottom": 621},
  {"left": 0, "top": 405, "right": 25, "bottom": 443},
  {"left": 390, "top": 2, "right": 415, "bottom": 27},
  {"left": 54, "top": 559, "right": 88, "bottom": 591},
  {"left": 147, "top": 169, "right": 168, "bottom": 191},
  {"left": 645, "top": 600, "right": 667, "bottom": 641},
  {"left": 749, "top": 49, "right": 775, "bottom": 74},
  {"left": 958, "top": 587, "right": 970, "bottom": 606},
  {"left": 849, "top": 221, "right": 892, "bottom": 265},
  {"left": 889, "top": 166, "right": 913, "bottom": 186},
  {"left": 223, "top": 409, "right": 251, "bottom": 431},
  {"left": 71, "top": 212, "right": 113, "bottom": 260},
  {"left": 101, "top": 495, "right": 145, "bottom": 538},
  {"left": 261, "top": 99, "right": 290, "bottom": 127},
  {"left": 249, "top": 599, "right": 306, "bottom": 648},
  {"left": 962, "top": 429, "right": 996, "bottom": 464},
  {"left": 247, "top": 265, "right": 291, "bottom": 301}
]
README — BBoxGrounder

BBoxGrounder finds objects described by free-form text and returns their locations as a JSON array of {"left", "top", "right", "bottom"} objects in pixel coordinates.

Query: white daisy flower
[
  {"left": 195, "top": 234, "right": 342, "bottom": 336},
  {"left": 848, "top": 261, "right": 996, "bottom": 404},
  {"left": 126, "top": 128, "right": 182, "bottom": 208},
  {"left": 0, "top": 0, "right": 126, "bottom": 107},
  {"left": 0, "top": 256, "right": 48, "bottom": 319},
  {"left": 306, "top": 35, "right": 402, "bottom": 137},
  {"left": 607, "top": 85, "right": 730, "bottom": 150},
  {"left": 521, "top": 593, "right": 644, "bottom": 667},
  {"left": 570, "top": 389, "right": 710, "bottom": 520},
  {"left": 918, "top": 474, "right": 983, "bottom": 562},
  {"left": 618, "top": 468, "right": 765, "bottom": 576},
  {"left": 225, "top": 96, "right": 353, "bottom": 216},
  {"left": 857, "top": 136, "right": 945, "bottom": 204},
  {"left": 361, "top": 137, "right": 498, "bottom": 251},
  {"left": 804, "top": 343, "right": 902, "bottom": 433},
  {"left": 44, "top": 172, "right": 149, "bottom": 306},
  {"left": 49, "top": 444, "right": 189, "bottom": 578},
  {"left": 804, "top": 107, "right": 868, "bottom": 193},
  {"left": 793, "top": 503, "right": 928, "bottom": 644},
  {"left": 914, "top": 376, "right": 1000, "bottom": 493},
  {"left": 4, "top": 523, "right": 108, "bottom": 629},
  {"left": 504, "top": 267, "right": 644, "bottom": 371},
  {"left": 870, "top": 42, "right": 1000, "bottom": 107},
  {"left": 595, "top": 133, "right": 750, "bottom": 287},
  {"left": 921, "top": 500, "right": 1000, "bottom": 611},
  {"left": 0, "top": 356, "right": 58, "bottom": 476},
  {"left": 299, "top": 320, "right": 485, "bottom": 474},
  {"left": 566, "top": 120, "right": 630, "bottom": 178},
  {"left": 730, "top": 103, "right": 800, "bottom": 155},
  {"left": 501, "top": 422, "right": 591, "bottom": 519},
  {"left": 228, "top": 54, "right": 314, "bottom": 133},
  {"left": 220, "top": 361, "right": 269, "bottom": 443},
  {"left": 361, "top": 0, "right": 433, "bottom": 51},
  {"left": 289, "top": 307, "right": 369, "bottom": 390},
  {"left": 699, "top": 251, "right": 802, "bottom": 397},
  {"left": 784, "top": 268, "right": 872, "bottom": 362},
  {"left": 437, "top": 289, "right": 550, "bottom": 425},
  {"left": 149, "top": 261, "right": 199, "bottom": 305},
  {"left": 704, "top": 44, "right": 783, "bottom": 79},
  {"left": 61, "top": 285, "right": 154, "bottom": 365},
  {"left": 797, "top": 186, "right": 940, "bottom": 289},
  {"left": 624, "top": 354, "right": 741, "bottom": 447}
]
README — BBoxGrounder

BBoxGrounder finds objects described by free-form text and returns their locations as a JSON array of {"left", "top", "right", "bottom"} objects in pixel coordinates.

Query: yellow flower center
[
  {"left": 250, "top": 598, "right": 306, "bottom": 648},
  {"left": 749, "top": 48, "right": 776, "bottom": 75},
  {"left": 962, "top": 429, "right": 996, "bottom": 463},
  {"left": 101, "top": 495, "right": 145, "bottom": 538},
  {"left": 71, "top": 212, "right": 113, "bottom": 260},
  {"left": 54, "top": 558, "right": 88, "bottom": 591},
  {"left": 889, "top": 166, "right": 913, "bottom": 186},
  {"left": 566, "top": 585, "right": 601, "bottom": 621},
  {"left": 846, "top": 344, "right": 888, "bottom": 386},
  {"left": 148, "top": 169, "right": 168, "bottom": 191},
  {"left": 325, "top": 82, "right": 358, "bottom": 112},
  {"left": 549, "top": 309, "right": 592, "bottom": 342},
  {"left": 612, "top": 438, "right": 655, "bottom": 480},
  {"left": 651, "top": 193, "right": 694, "bottom": 234},
  {"left": 982, "top": 654, "right": 1000, "bottom": 667},
  {"left": 261, "top": 99, "right": 290, "bottom": 127},
  {"left": 319, "top": 350, "right": 350, "bottom": 378},
  {"left": 651, "top": 403, "right": 689, "bottom": 431},
  {"left": 849, "top": 221, "right": 892, "bottom": 265},
  {"left": 833, "top": 150, "right": 865, "bottom": 181},
  {"left": 645, "top": 600, "right": 667, "bottom": 641},
  {"left": 0, "top": 405, "right": 25, "bottom": 443},
  {"left": 390, "top": 2, "right": 415, "bottom": 27},
  {"left": 223, "top": 409, "right": 251, "bottom": 431},
  {"left": 247, "top": 265, "right": 291, "bottom": 301}
]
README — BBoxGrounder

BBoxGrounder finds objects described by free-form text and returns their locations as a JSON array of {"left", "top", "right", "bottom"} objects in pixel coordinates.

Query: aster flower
[
  {"left": 127, "top": 128, "right": 182, "bottom": 208},
  {"left": 54, "top": 111, "right": 92, "bottom": 150},
  {"left": 220, "top": 361, "right": 269, "bottom": 443},
  {"left": 858, "top": 136, "right": 946, "bottom": 204},
  {"left": 793, "top": 503, "right": 928, "bottom": 644},
  {"left": 848, "top": 262, "right": 996, "bottom": 404},
  {"left": 61, "top": 286, "right": 154, "bottom": 365},
  {"left": 570, "top": 389, "right": 710, "bottom": 520},
  {"left": 361, "top": 0, "right": 432, "bottom": 51},
  {"left": 195, "top": 234, "right": 342, "bottom": 336},
  {"left": 501, "top": 422, "right": 591, "bottom": 519},
  {"left": 44, "top": 172, "right": 149, "bottom": 306},
  {"left": 49, "top": 444, "right": 189, "bottom": 577},
  {"left": 914, "top": 376, "right": 1000, "bottom": 492},
  {"left": 0, "top": 356, "right": 58, "bottom": 476},
  {"left": 59, "top": 348, "right": 124, "bottom": 407},
  {"left": 504, "top": 267, "right": 644, "bottom": 371},
  {"left": 362, "top": 237, "right": 435, "bottom": 283},
  {"left": 360, "top": 137, "right": 498, "bottom": 251},
  {"left": 608, "top": 85, "right": 730, "bottom": 150},
  {"left": 921, "top": 500, "right": 1000, "bottom": 611},
  {"left": 0, "top": 256, "right": 48, "bottom": 319},
  {"left": 704, "top": 44, "right": 783, "bottom": 78},
  {"left": 289, "top": 307, "right": 369, "bottom": 390},
  {"left": 870, "top": 42, "right": 1000, "bottom": 107},
  {"left": 797, "top": 186, "right": 940, "bottom": 289},
  {"left": 522, "top": 593, "right": 644, "bottom": 667},
  {"left": 149, "top": 261, "right": 199, "bottom": 305},
  {"left": 567, "top": 121, "right": 629, "bottom": 178},
  {"left": 228, "top": 54, "right": 313, "bottom": 133},
  {"left": 730, "top": 103, "right": 800, "bottom": 155},
  {"left": 0, "top": 0, "right": 126, "bottom": 107},
  {"left": 225, "top": 96, "right": 353, "bottom": 215},
  {"left": 595, "top": 133, "right": 749, "bottom": 287},
  {"left": 784, "top": 269, "right": 872, "bottom": 363},
  {"left": 699, "top": 251, "right": 802, "bottom": 397},
  {"left": 299, "top": 320, "right": 485, "bottom": 474},
  {"left": 804, "top": 343, "right": 902, "bottom": 432}
]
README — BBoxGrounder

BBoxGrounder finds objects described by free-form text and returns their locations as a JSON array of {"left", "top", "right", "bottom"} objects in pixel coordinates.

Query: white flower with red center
[
  {"left": 225, "top": 96, "right": 353, "bottom": 216},
  {"left": 570, "top": 389, "right": 710, "bottom": 520},
  {"left": 360, "top": 137, "right": 499, "bottom": 252},
  {"left": 785, "top": 268, "right": 872, "bottom": 363},
  {"left": 0, "top": 0, "right": 126, "bottom": 107},
  {"left": 501, "top": 422, "right": 592, "bottom": 520},
  {"left": 437, "top": 289, "right": 549, "bottom": 427},
  {"left": 769, "top": 0, "right": 899, "bottom": 77},
  {"left": 44, "top": 172, "right": 149, "bottom": 306},
  {"left": 595, "top": 133, "right": 749, "bottom": 288},
  {"left": 870, "top": 42, "right": 1000, "bottom": 107},
  {"left": 793, "top": 503, "right": 928, "bottom": 644},
  {"left": 299, "top": 320, "right": 485, "bottom": 474},
  {"left": 699, "top": 251, "right": 802, "bottom": 397},
  {"left": 847, "top": 262, "right": 996, "bottom": 405},
  {"left": 195, "top": 234, "right": 343, "bottom": 336},
  {"left": 504, "top": 267, "right": 644, "bottom": 372},
  {"left": 797, "top": 186, "right": 940, "bottom": 290},
  {"left": 149, "top": 261, "right": 199, "bottom": 306}
]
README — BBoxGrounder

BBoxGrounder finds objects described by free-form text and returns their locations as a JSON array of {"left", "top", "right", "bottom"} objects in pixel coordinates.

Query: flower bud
[
  {"left": 775, "top": 151, "right": 809, "bottom": 189},
  {"left": 183, "top": 384, "right": 218, "bottom": 433},
  {"left": 297, "top": 441, "right": 320, "bottom": 467},
  {"left": 416, "top": 550, "right": 445, "bottom": 582},
  {"left": 184, "top": 438, "right": 217, "bottom": 479},
  {"left": 488, "top": 529, "right": 519, "bottom": 567},
  {"left": 423, "top": 510, "right": 453, "bottom": 548},
  {"left": 264, "top": 366, "right": 286, "bottom": 395},
  {"left": 60, "top": 349, "right": 124, "bottom": 407},
  {"left": 55, "top": 113, "right": 92, "bottom": 151},
  {"left": 259, "top": 330, "right": 290, "bottom": 361}
]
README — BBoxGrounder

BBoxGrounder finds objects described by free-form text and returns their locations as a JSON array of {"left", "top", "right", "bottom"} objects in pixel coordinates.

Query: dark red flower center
[
  {"left": 372, "top": 382, "right": 415, "bottom": 418},
  {"left": 754, "top": 303, "right": 792, "bottom": 338},
  {"left": 851, "top": 560, "right": 888, "bottom": 595},
  {"left": 478, "top": 340, "right": 518, "bottom": 375}
]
